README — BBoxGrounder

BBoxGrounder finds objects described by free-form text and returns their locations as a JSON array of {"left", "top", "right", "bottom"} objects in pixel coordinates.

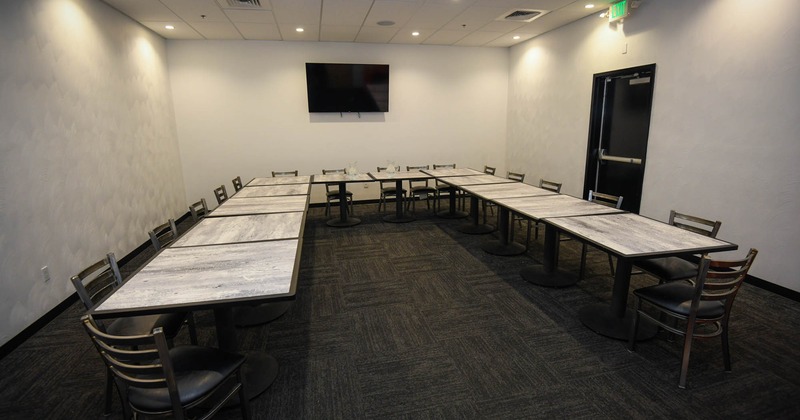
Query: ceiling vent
[
  {"left": 218, "top": 0, "right": 262, "bottom": 9},
  {"left": 497, "top": 9, "right": 547, "bottom": 23}
]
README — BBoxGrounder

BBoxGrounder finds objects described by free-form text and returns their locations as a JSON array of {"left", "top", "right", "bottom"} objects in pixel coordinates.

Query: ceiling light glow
[
  {"left": 165, "top": 25, "right": 174, "bottom": 30},
  {"left": 296, "top": 27, "right": 304, "bottom": 32},
  {"left": 412, "top": 31, "right": 420, "bottom": 36},
  {"left": 585, "top": 4, "right": 595, "bottom": 8},
  {"left": 513, "top": 35, "right": 521, "bottom": 40}
]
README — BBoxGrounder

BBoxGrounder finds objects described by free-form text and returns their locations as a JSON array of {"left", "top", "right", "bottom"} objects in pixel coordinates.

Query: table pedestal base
[
  {"left": 457, "top": 224, "right": 495, "bottom": 234},
  {"left": 437, "top": 210, "right": 469, "bottom": 219},
  {"left": 383, "top": 214, "right": 415, "bottom": 223},
  {"left": 234, "top": 352, "right": 278, "bottom": 402},
  {"left": 578, "top": 303, "right": 658, "bottom": 341},
  {"left": 482, "top": 240, "right": 526, "bottom": 256},
  {"left": 326, "top": 217, "right": 360, "bottom": 227},
  {"left": 234, "top": 301, "right": 292, "bottom": 327},
  {"left": 520, "top": 264, "right": 579, "bottom": 287}
]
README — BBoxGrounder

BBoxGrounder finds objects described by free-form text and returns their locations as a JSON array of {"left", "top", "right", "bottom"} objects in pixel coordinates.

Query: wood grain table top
[
  {"left": 247, "top": 176, "right": 311, "bottom": 186},
  {"left": 421, "top": 167, "right": 483, "bottom": 177},
  {"left": 93, "top": 239, "right": 300, "bottom": 314},
  {"left": 494, "top": 194, "right": 624, "bottom": 221},
  {"left": 440, "top": 174, "right": 516, "bottom": 187},
  {"left": 460, "top": 182, "right": 556, "bottom": 200},
  {"left": 209, "top": 195, "right": 309, "bottom": 217},
  {"left": 546, "top": 212, "right": 737, "bottom": 258},
  {"left": 368, "top": 170, "right": 433, "bottom": 181},
  {"left": 172, "top": 213, "right": 304, "bottom": 247},
  {"left": 234, "top": 184, "right": 310, "bottom": 198},
  {"left": 312, "top": 173, "right": 374, "bottom": 183}
]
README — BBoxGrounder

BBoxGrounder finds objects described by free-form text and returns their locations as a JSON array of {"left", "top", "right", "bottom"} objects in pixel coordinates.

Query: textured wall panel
[
  {"left": 507, "top": 0, "right": 800, "bottom": 289},
  {"left": 0, "top": 0, "right": 186, "bottom": 346}
]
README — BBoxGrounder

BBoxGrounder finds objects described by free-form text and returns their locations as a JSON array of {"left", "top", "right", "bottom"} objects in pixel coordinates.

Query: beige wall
[
  {"left": 166, "top": 41, "right": 509, "bottom": 206},
  {"left": 507, "top": 0, "right": 800, "bottom": 290},
  {"left": 0, "top": 0, "right": 187, "bottom": 346}
]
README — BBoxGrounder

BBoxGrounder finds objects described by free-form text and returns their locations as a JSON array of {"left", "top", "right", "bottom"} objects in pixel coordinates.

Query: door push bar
[{"left": 599, "top": 149, "right": 642, "bottom": 165}]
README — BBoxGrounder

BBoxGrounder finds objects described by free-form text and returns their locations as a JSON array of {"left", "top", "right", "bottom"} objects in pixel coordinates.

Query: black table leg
[
  {"left": 383, "top": 179, "right": 414, "bottom": 223},
  {"left": 520, "top": 223, "right": 580, "bottom": 287},
  {"left": 437, "top": 188, "right": 468, "bottom": 219},
  {"left": 214, "top": 308, "right": 278, "bottom": 400},
  {"left": 457, "top": 196, "right": 494, "bottom": 234},
  {"left": 482, "top": 206, "right": 526, "bottom": 256},
  {"left": 327, "top": 181, "right": 360, "bottom": 227},
  {"left": 578, "top": 259, "right": 658, "bottom": 341}
]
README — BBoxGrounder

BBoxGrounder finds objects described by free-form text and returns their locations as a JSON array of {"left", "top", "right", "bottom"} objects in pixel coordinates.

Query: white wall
[
  {"left": 0, "top": 0, "right": 186, "bottom": 346},
  {"left": 507, "top": 0, "right": 800, "bottom": 290},
  {"left": 167, "top": 41, "right": 508, "bottom": 205}
]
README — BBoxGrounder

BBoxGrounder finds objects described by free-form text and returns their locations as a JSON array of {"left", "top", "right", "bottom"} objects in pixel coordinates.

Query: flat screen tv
[{"left": 305, "top": 63, "right": 389, "bottom": 113}]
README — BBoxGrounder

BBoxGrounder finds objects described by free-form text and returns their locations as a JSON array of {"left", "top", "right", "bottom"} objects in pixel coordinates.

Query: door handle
[{"left": 599, "top": 149, "right": 642, "bottom": 165}]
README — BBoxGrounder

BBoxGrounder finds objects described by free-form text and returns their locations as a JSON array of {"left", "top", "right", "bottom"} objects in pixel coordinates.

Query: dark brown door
[{"left": 583, "top": 64, "right": 656, "bottom": 214}]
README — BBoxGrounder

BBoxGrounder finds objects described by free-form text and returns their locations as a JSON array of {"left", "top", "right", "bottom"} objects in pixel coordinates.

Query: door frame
[{"left": 582, "top": 63, "right": 656, "bottom": 213}]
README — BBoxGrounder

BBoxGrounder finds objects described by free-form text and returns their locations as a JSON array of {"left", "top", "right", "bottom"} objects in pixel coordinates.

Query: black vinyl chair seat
[
  {"left": 127, "top": 346, "right": 246, "bottom": 412},
  {"left": 635, "top": 257, "right": 700, "bottom": 282},
  {"left": 105, "top": 312, "right": 188, "bottom": 338},
  {"left": 633, "top": 281, "right": 726, "bottom": 319}
]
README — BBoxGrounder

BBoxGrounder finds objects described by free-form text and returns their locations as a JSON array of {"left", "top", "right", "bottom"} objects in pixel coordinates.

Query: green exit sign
[{"left": 609, "top": 0, "right": 630, "bottom": 22}]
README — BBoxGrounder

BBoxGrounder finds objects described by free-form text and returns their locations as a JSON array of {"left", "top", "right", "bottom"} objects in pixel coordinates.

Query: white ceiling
[{"left": 100, "top": 0, "right": 615, "bottom": 47}]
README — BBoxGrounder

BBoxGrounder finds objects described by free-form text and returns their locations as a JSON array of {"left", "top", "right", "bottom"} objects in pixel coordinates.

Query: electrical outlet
[
  {"left": 41, "top": 266, "right": 51, "bottom": 283},
  {"left": 363, "top": 183, "right": 369, "bottom": 189}
]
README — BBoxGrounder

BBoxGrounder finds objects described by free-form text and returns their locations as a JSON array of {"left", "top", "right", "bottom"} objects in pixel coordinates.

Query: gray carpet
[{"left": 1, "top": 204, "right": 799, "bottom": 419}]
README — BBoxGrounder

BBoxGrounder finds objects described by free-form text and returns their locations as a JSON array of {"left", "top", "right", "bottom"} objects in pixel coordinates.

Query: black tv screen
[{"left": 305, "top": 63, "right": 389, "bottom": 113}]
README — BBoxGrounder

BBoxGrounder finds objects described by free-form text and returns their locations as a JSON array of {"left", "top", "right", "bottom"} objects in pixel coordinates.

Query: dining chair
[
  {"left": 232, "top": 176, "right": 244, "bottom": 192},
  {"left": 213, "top": 185, "right": 228, "bottom": 205},
  {"left": 272, "top": 170, "right": 299, "bottom": 177},
  {"left": 81, "top": 314, "right": 250, "bottom": 420},
  {"left": 531, "top": 179, "right": 563, "bottom": 241},
  {"left": 628, "top": 249, "right": 758, "bottom": 389},
  {"left": 322, "top": 168, "right": 353, "bottom": 216},
  {"left": 188, "top": 198, "right": 208, "bottom": 222},
  {"left": 148, "top": 219, "right": 178, "bottom": 251},
  {"left": 377, "top": 165, "right": 405, "bottom": 213},
  {"left": 433, "top": 163, "right": 459, "bottom": 212},
  {"left": 481, "top": 166, "right": 497, "bottom": 223},
  {"left": 406, "top": 165, "right": 436, "bottom": 212},
  {"left": 634, "top": 210, "right": 722, "bottom": 284},
  {"left": 576, "top": 190, "right": 623, "bottom": 279},
  {"left": 70, "top": 253, "right": 196, "bottom": 416}
]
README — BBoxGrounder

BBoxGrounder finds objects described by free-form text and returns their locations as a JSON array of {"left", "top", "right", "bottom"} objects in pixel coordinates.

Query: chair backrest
[
  {"left": 669, "top": 210, "right": 721, "bottom": 238},
  {"left": 231, "top": 176, "right": 243, "bottom": 192},
  {"left": 71, "top": 253, "right": 123, "bottom": 310},
  {"left": 695, "top": 248, "right": 758, "bottom": 313},
  {"left": 483, "top": 165, "right": 496, "bottom": 175},
  {"left": 272, "top": 170, "right": 298, "bottom": 177},
  {"left": 213, "top": 185, "right": 228, "bottom": 205},
  {"left": 588, "top": 190, "right": 623, "bottom": 209},
  {"left": 406, "top": 165, "right": 431, "bottom": 189},
  {"left": 149, "top": 219, "right": 178, "bottom": 251},
  {"left": 189, "top": 198, "right": 208, "bottom": 222},
  {"left": 507, "top": 171, "right": 525, "bottom": 182},
  {"left": 322, "top": 168, "right": 345, "bottom": 193},
  {"left": 539, "top": 179, "right": 562, "bottom": 193},
  {"left": 377, "top": 166, "right": 400, "bottom": 190},
  {"left": 81, "top": 314, "right": 182, "bottom": 415}
]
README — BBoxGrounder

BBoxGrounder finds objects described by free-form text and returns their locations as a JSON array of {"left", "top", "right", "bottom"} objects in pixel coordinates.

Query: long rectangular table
[
  {"left": 460, "top": 183, "right": 558, "bottom": 255},
  {"left": 368, "top": 170, "right": 433, "bottom": 223},
  {"left": 311, "top": 173, "right": 373, "bottom": 227},
  {"left": 234, "top": 184, "right": 311, "bottom": 198},
  {"left": 545, "top": 212, "right": 737, "bottom": 340},
  {"left": 247, "top": 175, "right": 312, "bottom": 186},
  {"left": 209, "top": 195, "right": 309, "bottom": 217}
]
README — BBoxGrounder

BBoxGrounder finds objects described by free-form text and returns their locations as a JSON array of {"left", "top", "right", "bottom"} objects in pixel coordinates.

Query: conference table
[
  {"left": 494, "top": 194, "right": 625, "bottom": 288},
  {"left": 312, "top": 172, "right": 373, "bottom": 227},
  {"left": 437, "top": 174, "right": 515, "bottom": 234},
  {"left": 420, "top": 167, "right": 484, "bottom": 219},
  {"left": 90, "top": 213, "right": 305, "bottom": 400},
  {"left": 209, "top": 195, "right": 309, "bottom": 217},
  {"left": 233, "top": 184, "right": 310, "bottom": 198},
  {"left": 460, "top": 182, "right": 558, "bottom": 256},
  {"left": 247, "top": 175, "right": 312, "bottom": 186},
  {"left": 368, "top": 170, "right": 433, "bottom": 223},
  {"left": 545, "top": 212, "right": 737, "bottom": 340}
]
